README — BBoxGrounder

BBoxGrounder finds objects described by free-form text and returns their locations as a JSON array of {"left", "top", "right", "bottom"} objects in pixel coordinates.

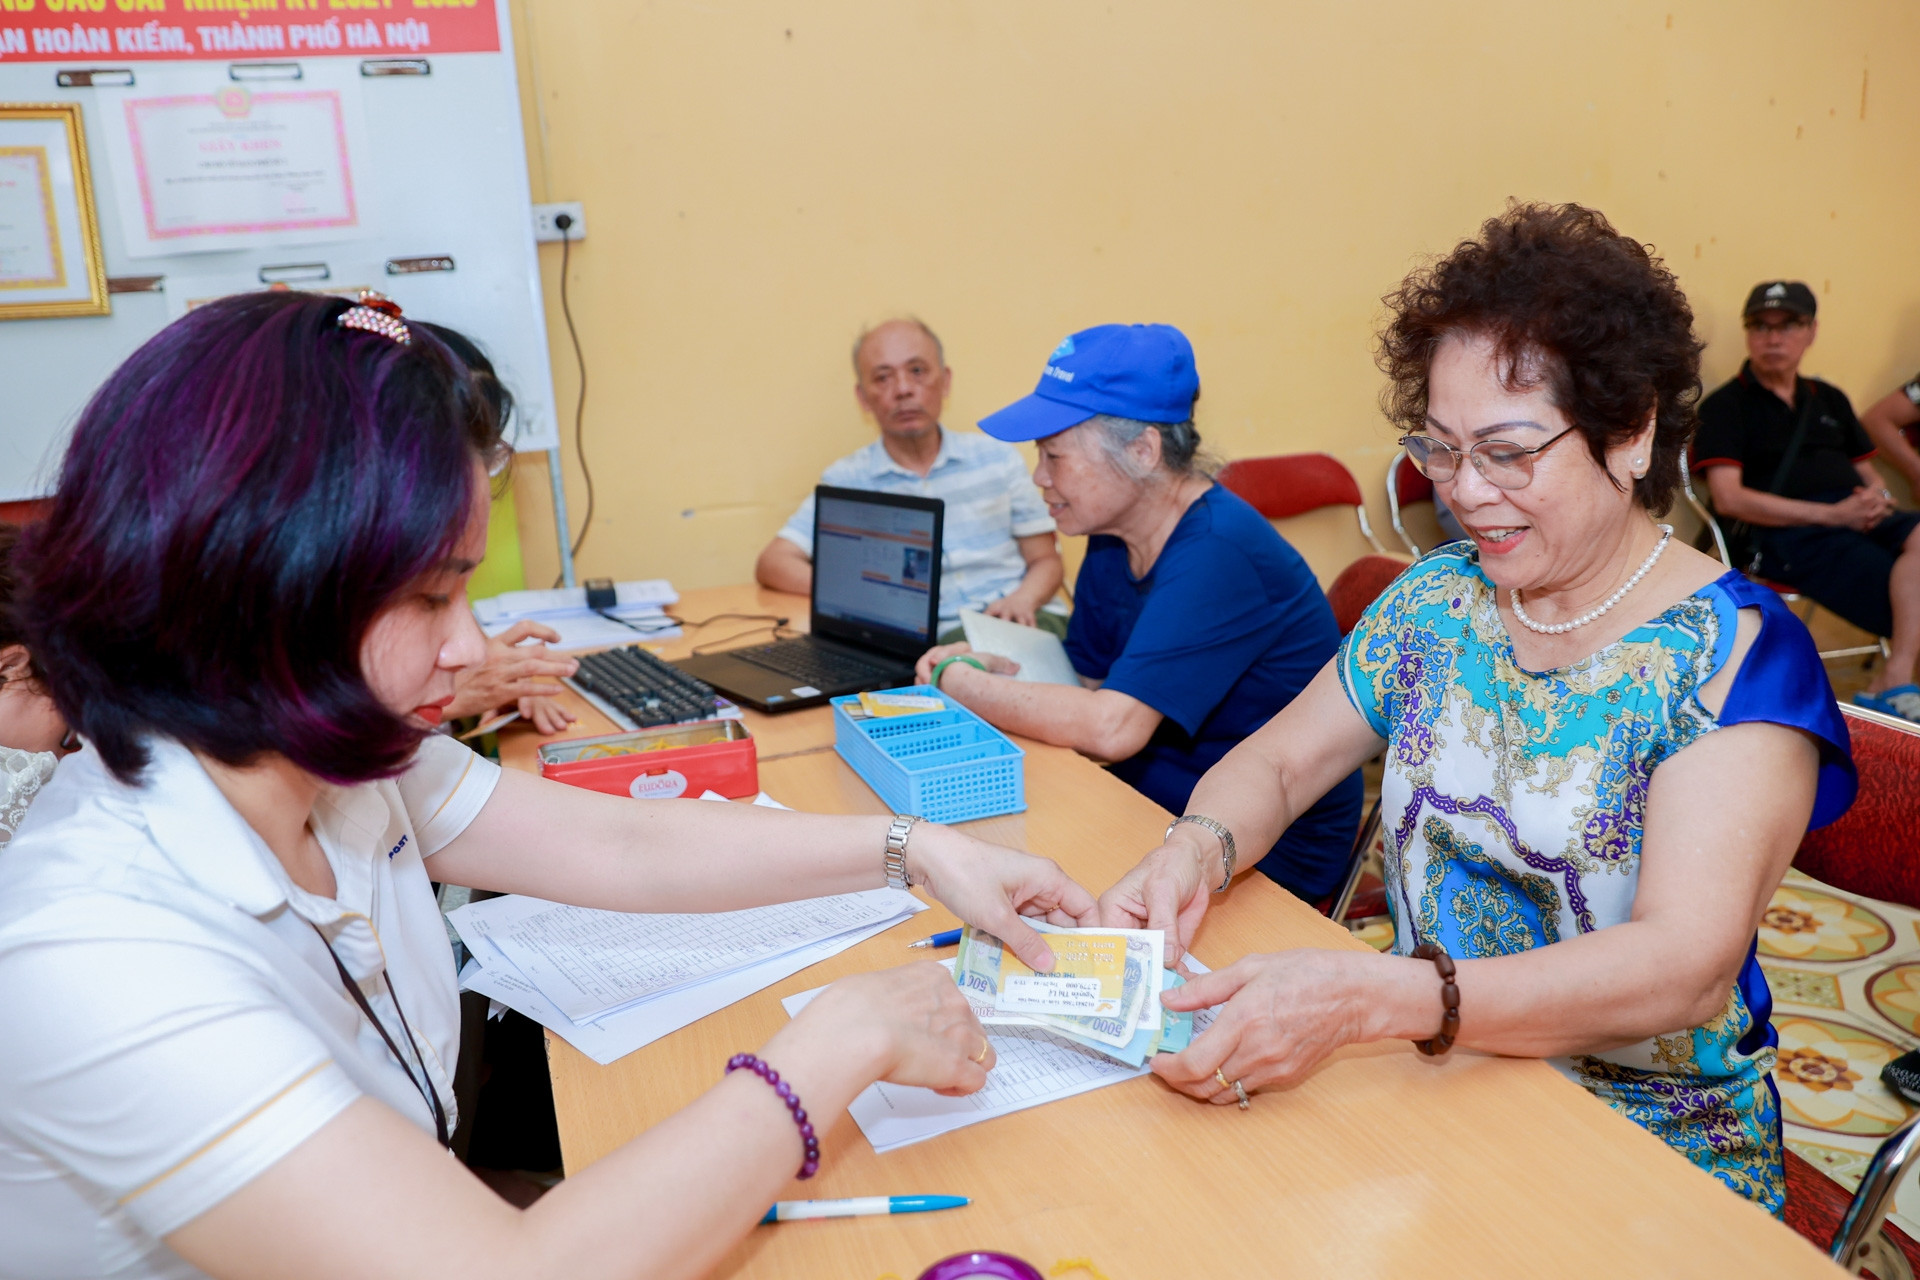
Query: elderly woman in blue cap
[{"left": 914, "top": 324, "right": 1364, "bottom": 903}]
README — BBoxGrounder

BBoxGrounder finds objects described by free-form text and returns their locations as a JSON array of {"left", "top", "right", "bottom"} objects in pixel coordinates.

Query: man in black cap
[{"left": 1693, "top": 281, "right": 1920, "bottom": 722}]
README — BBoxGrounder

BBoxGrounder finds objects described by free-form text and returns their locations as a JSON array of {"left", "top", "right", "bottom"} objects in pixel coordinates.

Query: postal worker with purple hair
[
  {"left": 914, "top": 324, "right": 1364, "bottom": 903},
  {"left": 0, "top": 291, "right": 1099, "bottom": 1280}
]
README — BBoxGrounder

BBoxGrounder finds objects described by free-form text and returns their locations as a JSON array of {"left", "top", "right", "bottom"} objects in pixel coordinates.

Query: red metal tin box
[{"left": 536, "top": 719, "right": 758, "bottom": 800}]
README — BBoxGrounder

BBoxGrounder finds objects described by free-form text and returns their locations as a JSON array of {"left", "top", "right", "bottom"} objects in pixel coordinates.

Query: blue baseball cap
[{"left": 978, "top": 323, "right": 1199, "bottom": 443}]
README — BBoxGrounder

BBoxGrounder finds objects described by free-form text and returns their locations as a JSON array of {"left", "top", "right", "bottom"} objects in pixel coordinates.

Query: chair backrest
[
  {"left": 1385, "top": 451, "right": 1433, "bottom": 557},
  {"left": 1678, "top": 444, "right": 1733, "bottom": 569},
  {"left": 0, "top": 499, "right": 51, "bottom": 526},
  {"left": 1325, "top": 553, "right": 1410, "bottom": 637},
  {"left": 1795, "top": 703, "right": 1920, "bottom": 912},
  {"left": 1217, "top": 453, "right": 1383, "bottom": 552}
]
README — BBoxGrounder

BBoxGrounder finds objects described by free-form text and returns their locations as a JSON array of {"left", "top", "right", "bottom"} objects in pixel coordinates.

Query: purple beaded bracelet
[{"left": 727, "top": 1053, "right": 820, "bottom": 1179}]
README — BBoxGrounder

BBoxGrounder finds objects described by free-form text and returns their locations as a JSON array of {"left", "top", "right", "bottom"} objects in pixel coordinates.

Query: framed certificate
[{"left": 0, "top": 103, "right": 109, "bottom": 320}]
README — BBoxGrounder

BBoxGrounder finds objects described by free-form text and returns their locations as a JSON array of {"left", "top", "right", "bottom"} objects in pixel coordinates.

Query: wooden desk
[
  {"left": 508, "top": 588, "right": 1842, "bottom": 1278},
  {"left": 493, "top": 581, "right": 835, "bottom": 771}
]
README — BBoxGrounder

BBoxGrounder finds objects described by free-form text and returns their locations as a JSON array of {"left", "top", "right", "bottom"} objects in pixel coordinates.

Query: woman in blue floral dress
[{"left": 1097, "top": 203, "right": 1855, "bottom": 1212}]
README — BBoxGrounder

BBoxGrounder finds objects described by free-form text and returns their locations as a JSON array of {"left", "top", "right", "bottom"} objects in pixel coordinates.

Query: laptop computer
[{"left": 671, "top": 486, "right": 944, "bottom": 712}]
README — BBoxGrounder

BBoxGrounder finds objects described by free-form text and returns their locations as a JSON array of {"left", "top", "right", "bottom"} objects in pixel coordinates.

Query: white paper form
[
  {"left": 459, "top": 900, "right": 925, "bottom": 1065},
  {"left": 449, "top": 888, "right": 923, "bottom": 1023},
  {"left": 473, "top": 580, "right": 677, "bottom": 626},
  {"left": 781, "top": 959, "right": 1222, "bottom": 1154}
]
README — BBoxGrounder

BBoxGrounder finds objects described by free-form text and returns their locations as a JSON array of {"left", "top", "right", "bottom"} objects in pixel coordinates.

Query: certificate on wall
[
  {"left": 101, "top": 68, "right": 375, "bottom": 258},
  {"left": 0, "top": 103, "right": 109, "bottom": 320}
]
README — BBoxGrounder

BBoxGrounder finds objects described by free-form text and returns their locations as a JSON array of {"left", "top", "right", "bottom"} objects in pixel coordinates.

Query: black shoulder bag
[{"left": 1714, "top": 386, "right": 1819, "bottom": 576}]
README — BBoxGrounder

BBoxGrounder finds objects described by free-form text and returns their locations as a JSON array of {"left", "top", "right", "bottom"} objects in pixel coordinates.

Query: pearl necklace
[{"left": 1510, "top": 524, "right": 1674, "bottom": 636}]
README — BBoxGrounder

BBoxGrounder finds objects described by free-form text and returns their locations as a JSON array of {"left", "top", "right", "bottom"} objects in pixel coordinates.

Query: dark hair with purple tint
[{"left": 19, "top": 290, "right": 504, "bottom": 785}]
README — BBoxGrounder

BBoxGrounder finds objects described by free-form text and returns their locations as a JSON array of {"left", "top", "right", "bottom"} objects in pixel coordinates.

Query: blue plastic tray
[{"left": 830, "top": 685, "right": 1026, "bottom": 823}]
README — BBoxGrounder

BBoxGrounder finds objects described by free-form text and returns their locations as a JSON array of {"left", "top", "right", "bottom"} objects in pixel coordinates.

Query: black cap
[{"left": 1743, "top": 280, "right": 1817, "bottom": 319}]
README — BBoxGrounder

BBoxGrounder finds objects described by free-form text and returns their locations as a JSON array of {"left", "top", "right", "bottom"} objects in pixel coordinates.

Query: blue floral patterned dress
[{"left": 1338, "top": 546, "right": 1856, "bottom": 1212}]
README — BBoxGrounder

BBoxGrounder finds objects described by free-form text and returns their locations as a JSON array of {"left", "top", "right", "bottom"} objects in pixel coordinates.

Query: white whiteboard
[{"left": 0, "top": 0, "right": 557, "bottom": 502}]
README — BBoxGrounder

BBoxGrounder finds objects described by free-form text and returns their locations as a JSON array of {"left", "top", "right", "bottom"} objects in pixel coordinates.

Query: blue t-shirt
[{"left": 1066, "top": 485, "right": 1364, "bottom": 899}]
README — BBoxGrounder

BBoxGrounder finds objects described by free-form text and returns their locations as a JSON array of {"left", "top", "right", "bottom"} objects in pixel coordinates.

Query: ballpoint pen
[
  {"left": 906, "top": 928, "right": 963, "bottom": 950},
  {"left": 760, "top": 1195, "right": 969, "bottom": 1224}
]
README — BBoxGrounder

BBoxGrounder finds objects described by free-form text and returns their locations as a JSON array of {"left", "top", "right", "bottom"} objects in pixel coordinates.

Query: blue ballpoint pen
[
  {"left": 760, "top": 1194, "right": 969, "bottom": 1224},
  {"left": 906, "top": 928, "right": 963, "bottom": 950}
]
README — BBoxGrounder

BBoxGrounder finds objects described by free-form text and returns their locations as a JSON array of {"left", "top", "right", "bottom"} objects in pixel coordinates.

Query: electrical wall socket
[{"left": 532, "top": 202, "right": 587, "bottom": 243}]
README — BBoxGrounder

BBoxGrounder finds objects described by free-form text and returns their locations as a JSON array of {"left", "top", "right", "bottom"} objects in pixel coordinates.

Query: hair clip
[{"left": 337, "top": 290, "right": 411, "bottom": 346}]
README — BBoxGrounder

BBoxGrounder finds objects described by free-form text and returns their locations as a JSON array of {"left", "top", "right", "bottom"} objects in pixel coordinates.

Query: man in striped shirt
[{"left": 756, "top": 318, "right": 1065, "bottom": 641}]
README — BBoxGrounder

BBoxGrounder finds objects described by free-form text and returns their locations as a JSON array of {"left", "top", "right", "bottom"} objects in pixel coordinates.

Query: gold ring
[
  {"left": 972, "top": 1035, "right": 991, "bottom": 1064},
  {"left": 1214, "top": 1068, "right": 1231, "bottom": 1090}
]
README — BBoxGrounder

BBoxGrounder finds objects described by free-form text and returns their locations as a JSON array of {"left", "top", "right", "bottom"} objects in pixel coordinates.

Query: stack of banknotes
[{"left": 955, "top": 921, "right": 1193, "bottom": 1067}]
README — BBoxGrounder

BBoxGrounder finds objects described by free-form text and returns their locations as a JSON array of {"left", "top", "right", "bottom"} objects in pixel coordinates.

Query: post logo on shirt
[{"left": 387, "top": 834, "right": 409, "bottom": 860}]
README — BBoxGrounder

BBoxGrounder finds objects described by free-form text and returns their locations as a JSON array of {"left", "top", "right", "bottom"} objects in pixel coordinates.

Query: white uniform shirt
[
  {"left": 777, "top": 427, "right": 1056, "bottom": 629},
  {"left": 0, "top": 733, "right": 499, "bottom": 1280}
]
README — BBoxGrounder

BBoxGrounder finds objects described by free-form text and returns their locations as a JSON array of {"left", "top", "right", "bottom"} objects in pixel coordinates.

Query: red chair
[
  {"left": 1385, "top": 449, "right": 1434, "bottom": 557},
  {"left": 1317, "top": 552, "right": 1413, "bottom": 927},
  {"left": 1325, "top": 554, "right": 1411, "bottom": 637},
  {"left": 0, "top": 499, "right": 51, "bottom": 526},
  {"left": 1793, "top": 703, "right": 1920, "bottom": 910},
  {"left": 1218, "top": 453, "right": 1386, "bottom": 554},
  {"left": 1779, "top": 704, "right": 1920, "bottom": 1271}
]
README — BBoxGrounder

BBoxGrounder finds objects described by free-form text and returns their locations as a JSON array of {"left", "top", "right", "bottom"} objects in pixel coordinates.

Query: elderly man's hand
[
  {"left": 980, "top": 596, "right": 1039, "bottom": 628},
  {"left": 913, "top": 642, "right": 1020, "bottom": 687},
  {"left": 1830, "top": 487, "right": 1894, "bottom": 532},
  {"left": 448, "top": 621, "right": 580, "bottom": 722}
]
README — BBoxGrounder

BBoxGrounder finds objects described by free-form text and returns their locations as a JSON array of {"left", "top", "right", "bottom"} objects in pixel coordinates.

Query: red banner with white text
[{"left": 0, "top": 1, "right": 499, "bottom": 62}]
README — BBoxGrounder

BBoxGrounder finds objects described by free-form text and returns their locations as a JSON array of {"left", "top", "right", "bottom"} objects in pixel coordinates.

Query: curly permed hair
[{"left": 1376, "top": 202, "right": 1702, "bottom": 515}]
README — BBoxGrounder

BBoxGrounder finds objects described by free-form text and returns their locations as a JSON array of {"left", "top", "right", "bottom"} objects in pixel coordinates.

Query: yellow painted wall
[{"left": 504, "top": 0, "right": 1920, "bottom": 593}]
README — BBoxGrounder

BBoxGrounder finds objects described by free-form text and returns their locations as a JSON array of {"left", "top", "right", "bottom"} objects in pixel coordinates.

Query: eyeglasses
[
  {"left": 1744, "top": 317, "right": 1809, "bottom": 335},
  {"left": 1399, "top": 425, "right": 1579, "bottom": 491}
]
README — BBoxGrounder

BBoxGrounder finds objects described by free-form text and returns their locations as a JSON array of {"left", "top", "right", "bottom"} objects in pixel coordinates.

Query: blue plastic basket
[{"left": 831, "top": 685, "right": 1026, "bottom": 823}]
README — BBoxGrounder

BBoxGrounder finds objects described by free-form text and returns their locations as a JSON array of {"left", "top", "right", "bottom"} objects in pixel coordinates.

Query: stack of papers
[
  {"left": 782, "top": 957, "right": 1219, "bottom": 1153},
  {"left": 451, "top": 794, "right": 927, "bottom": 1064},
  {"left": 473, "top": 580, "right": 682, "bottom": 651}
]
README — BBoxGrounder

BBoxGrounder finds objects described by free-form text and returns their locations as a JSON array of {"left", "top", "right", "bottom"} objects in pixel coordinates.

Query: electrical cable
[{"left": 553, "top": 212, "right": 593, "bottom": 586}]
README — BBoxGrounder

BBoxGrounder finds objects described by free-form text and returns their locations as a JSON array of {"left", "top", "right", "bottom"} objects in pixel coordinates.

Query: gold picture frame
[{"left": 0, "top": 102, "right": 109, "bottom": 320}]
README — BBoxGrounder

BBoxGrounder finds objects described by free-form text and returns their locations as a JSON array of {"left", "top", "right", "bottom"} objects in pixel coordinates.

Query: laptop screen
[{"left": 812, "top": 489, "right": 942, "bottom": 650}]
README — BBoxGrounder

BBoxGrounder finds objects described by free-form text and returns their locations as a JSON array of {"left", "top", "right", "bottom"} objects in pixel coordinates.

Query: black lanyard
[{"left": 310, "top": 922, "right": 450, "bottom": 1148}]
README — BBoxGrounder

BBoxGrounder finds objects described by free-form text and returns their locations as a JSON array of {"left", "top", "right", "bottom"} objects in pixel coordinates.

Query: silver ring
[{"left": 1232, "top": 1079, "right": 1251, "bottom": 1110}]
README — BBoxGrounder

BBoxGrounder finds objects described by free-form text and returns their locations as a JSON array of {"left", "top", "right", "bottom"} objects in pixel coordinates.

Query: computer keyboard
[
  {"left": 731, "top": 640, "right": 895, "bottom": 688},
  {"left": 568, "top": 644, "right": 721, "bottom": 727}
]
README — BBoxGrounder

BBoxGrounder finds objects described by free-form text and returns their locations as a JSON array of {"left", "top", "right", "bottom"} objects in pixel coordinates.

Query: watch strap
[
  {"left": 1165, "top": 814, "right": 1236, "bottom": 893},
  {"left": 884, "top": 814, "right": 921, "bottom": 890}
]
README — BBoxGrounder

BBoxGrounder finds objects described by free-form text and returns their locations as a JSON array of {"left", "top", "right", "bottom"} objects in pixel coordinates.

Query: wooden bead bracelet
[{"left": 1410, "top": 942, "right": 1459, "bottom": 1056}]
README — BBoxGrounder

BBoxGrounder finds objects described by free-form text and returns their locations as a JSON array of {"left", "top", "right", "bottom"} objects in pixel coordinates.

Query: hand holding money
[
  {"left": 903, "top": 826, "right": 1100, "bottom": 972},
  {"left": 955, "top": 922, "right": 1193, "bottom": 1067}
]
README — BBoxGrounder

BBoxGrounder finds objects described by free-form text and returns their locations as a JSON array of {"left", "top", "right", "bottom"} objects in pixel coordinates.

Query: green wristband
[{"left": 931, "top": 655, "right": 987, "bottom": 689}]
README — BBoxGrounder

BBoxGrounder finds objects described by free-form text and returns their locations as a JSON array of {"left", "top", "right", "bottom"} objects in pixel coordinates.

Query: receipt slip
[
  {"left": 991, "top": 930, "right": 1128, "bottom": 1017},
  {"left": 956, "top": 923, "right": 1177, "bottom": 1067}
]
